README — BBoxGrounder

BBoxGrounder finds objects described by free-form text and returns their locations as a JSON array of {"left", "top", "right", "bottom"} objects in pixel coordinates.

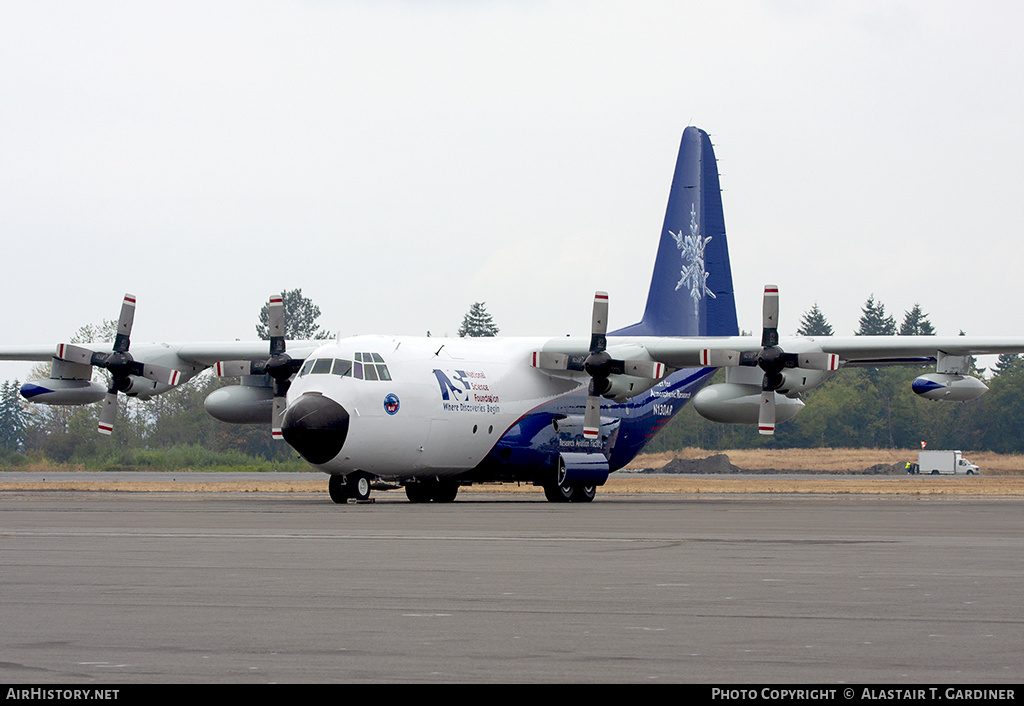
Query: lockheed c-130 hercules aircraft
[{"left": 5, "top": 126, "right": 1024, "bottom": 504}]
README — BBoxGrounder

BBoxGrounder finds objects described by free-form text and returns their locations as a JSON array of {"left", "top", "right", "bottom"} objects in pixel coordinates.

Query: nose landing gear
[{"left": 328, "top": 472, "right": 373, "bottom": 504}]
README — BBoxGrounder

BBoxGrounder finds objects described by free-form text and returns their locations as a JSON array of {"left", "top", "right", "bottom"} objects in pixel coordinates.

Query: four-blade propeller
[
  {"left": 54, "top": 294, "right": 181, "bottom": 435},
  {"left": 532, "top": 291, "right": 665, "bottom": 440},
  {"left": 700, "top": 284, "right": 838, "bottom": 435},
  {"left": 213, "top": 294, "right": 304, "bottom": 439}
]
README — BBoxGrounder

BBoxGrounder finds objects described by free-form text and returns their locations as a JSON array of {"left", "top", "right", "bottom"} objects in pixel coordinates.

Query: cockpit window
[{"left": 299, "top": 353, "right": 389, "bottom": 381}]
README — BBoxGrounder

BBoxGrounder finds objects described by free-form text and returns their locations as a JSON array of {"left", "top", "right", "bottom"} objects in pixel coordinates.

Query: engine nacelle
[
  {"left": 119, "top": 375, "right": 163, "bottom": 400},
  {"left": 692, "top": 382, "right": 804, "bottom": 425},
  {"left": 205, "top": 385, "right": 274, "bottom": 424},
  {"left": 20, "top": 379, "right": 106, "bottom": 405},
  {"left": 601, "top": 374, "right": 660, "bottom": 402},
  {"left": 911, "top": 373, "right": 988, "bottom": 401}
]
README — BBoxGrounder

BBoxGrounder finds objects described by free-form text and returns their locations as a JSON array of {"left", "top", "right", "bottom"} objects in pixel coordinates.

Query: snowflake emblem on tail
[{"left": 671, "top": 204, "right": 716, "bottom": 318}]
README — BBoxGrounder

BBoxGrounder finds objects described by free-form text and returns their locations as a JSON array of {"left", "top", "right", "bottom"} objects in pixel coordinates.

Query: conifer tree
[
  {"left": 856, "top": 295, "right": 896, "bottom": 335},
  {"left": 797, "top": 303, "right": 834, "bottom": 336},
  {"left": 993, "top": 353, "right": 1022, "bottom": 376},
  {"left": 257, "top": 289, "right": 332, "bottom": 340},
  {"left": 899, "top": 303, "right": 935, "bottom": 335},
  {"left": 0, "top": 379, "right": 25, "bottom": 451},
  {"left": 458, "top": 302, "right": 500, "bottom": 337}
]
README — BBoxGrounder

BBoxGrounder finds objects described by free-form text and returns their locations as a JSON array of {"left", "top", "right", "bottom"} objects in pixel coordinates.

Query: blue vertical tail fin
[{"left": 612, "top": 127, "right": 738, "bottom": 338}]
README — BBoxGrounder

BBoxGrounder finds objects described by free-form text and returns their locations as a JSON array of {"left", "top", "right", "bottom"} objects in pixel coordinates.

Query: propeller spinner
[
  {"left": 700, "top": 285, "right": 838, "bottom": 435},
  {"left": 213, "top": 294, "right": 305, "bottom": 439},
  {"left": 54, "top": 294, "right": 182, "bottom": 435}
]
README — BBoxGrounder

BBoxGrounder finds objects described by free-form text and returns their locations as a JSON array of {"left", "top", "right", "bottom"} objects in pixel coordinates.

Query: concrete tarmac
[{"left": 1, "top": 486, "right": 1021, "bottom": 684}]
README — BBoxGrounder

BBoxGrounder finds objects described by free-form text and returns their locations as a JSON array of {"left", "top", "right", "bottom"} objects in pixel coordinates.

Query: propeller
[
  {"left": 213, "top": 294, "right": 305, "bottom": 439},
  {"left": 532, "top": 291, "right": 666, "bottom": 441},
  {"left": 54, "top": 294, "right": 182, "bottom": 435},
  {"left": 700, "top": 284, "right": 838, "bottom": 435}
]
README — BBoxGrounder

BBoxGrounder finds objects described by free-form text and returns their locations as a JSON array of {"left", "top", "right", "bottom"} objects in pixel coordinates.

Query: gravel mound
[
  {"left": 649, "top": 455, "right": 907, "bottom": 475},
  {"left": 658, "top": 454, "right": 742, "bottom": 474}
]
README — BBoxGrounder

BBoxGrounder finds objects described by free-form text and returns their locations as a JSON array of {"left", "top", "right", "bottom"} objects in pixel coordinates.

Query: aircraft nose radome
[{"left": 280, "top": 392, "right": 350, "bottom": 465}]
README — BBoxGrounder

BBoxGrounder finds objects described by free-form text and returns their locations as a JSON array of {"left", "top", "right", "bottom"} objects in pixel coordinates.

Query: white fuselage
[{"left": 286, "top": 335, "right": 581, "bottom": 478}]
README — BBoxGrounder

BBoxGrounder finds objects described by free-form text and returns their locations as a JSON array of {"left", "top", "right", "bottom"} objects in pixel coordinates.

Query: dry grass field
[
  {"left": 2, "top": 448, "right": 1023, "bottom": 496},
  {"left": 627, "top": 447, "right": 1024, "bottom": 474}
]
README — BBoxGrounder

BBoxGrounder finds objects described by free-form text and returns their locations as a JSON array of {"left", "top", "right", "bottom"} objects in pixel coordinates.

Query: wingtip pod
[{"left": 912, "top": 373, "right": 988, "bottom": 401}]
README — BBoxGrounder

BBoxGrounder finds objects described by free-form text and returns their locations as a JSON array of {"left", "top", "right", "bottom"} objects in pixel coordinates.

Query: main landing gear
[
  {"left": 542, "top": 482, "right": 596, "bottom": 503},
  {"left": 404, "top": 479, "right": 459, "bottom": 503}
]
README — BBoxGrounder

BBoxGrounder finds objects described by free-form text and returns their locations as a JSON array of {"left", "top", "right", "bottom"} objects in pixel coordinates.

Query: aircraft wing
[
  {"left": 536, "top": 331, "right": 1024, "bottom": 437},
  {"left": 790, "top": 336, "right": 1024, "bottom": 367},
  {"left": 0, "top": 338, "right": 327, "bottom": 435},
  {"left": 0, "top": 345, "right": 60, "bottom": 363},
  {"left": 0, "top": 341, "right": 324, "bottom": 368},
  {"left": 170, "top": 341, "right": 323, "bottom": 366},
  {"left": 537, "top": 334, "right": 1024, "bottom": 371},
  {"left": 634, "top": 335, "right": 1024, "bottom": 369}
]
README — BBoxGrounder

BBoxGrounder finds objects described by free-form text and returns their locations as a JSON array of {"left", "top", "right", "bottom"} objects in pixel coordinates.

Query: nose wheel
[{"left": 328, "top": 473, "right": 373, "bottom": 504}]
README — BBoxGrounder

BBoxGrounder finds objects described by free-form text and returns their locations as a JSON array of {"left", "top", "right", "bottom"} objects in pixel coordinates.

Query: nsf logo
[{"left": 383, "top": 393, "right": 400, "bottom": 415}]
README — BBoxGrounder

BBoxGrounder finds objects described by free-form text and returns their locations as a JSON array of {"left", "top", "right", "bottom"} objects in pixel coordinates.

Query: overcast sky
[{"left": 3, "top": 1, "right": 1023, "bottom": 382}]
